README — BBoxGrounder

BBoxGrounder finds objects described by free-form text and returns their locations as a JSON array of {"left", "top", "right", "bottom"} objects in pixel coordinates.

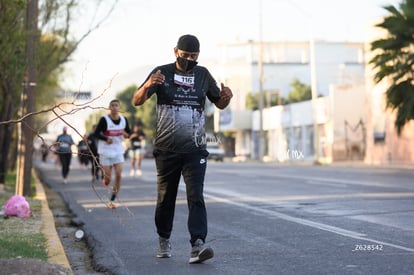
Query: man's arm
[
  {"left": 123, "top": 118, "right": 132, "bottom": 138},
  {"left": 93, "top": 117, "right": 108, "bottom": 141},
  {"left": 133, "top": 85, "right": 150, "bottom": 106},
  {"left": 69, "top": 135, "right": 75, "bottom": 146},
  {"left": 214, "top": 83, "right": 233, "bottom": 110},
  {"left": 133, "top": 70, "right": 165, "bottom": 106}
]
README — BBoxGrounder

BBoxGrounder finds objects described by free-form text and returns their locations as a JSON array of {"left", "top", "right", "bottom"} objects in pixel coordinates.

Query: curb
[{"left": 34, "top": 173, "right": 73, "bottom": 273}]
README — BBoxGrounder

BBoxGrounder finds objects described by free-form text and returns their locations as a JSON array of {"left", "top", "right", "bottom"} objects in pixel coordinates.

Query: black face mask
[{"left": 176, "top": 57, "right": 198, "bottom": 72}]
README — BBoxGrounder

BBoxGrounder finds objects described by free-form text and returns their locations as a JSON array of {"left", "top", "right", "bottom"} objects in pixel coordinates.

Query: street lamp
[
  {"left": 258, "top": 0, "right": 265, "bottom": 162},
  {"left": 309, "top": 33, "right": 320, "bottom": 163}
]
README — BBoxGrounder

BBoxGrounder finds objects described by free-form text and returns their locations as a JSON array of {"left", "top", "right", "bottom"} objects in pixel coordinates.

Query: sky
[{"left": 62, "top": 0, "right": 401, "bottom": 94}]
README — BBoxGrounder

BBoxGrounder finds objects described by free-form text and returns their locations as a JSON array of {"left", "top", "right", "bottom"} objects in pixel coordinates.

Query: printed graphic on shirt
[
  {"left": 155, "top": 105, "right": 206, "bottom": 152},
  {"left": 104, "top": 129, "right": 124, "bottom": 137},
  {"left": 171, "top": 86, "right": 202, "bottom": 107}
]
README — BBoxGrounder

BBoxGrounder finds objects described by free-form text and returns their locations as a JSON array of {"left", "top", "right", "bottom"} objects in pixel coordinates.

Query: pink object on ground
[{"left": 4, "top": 195, "right": 32, "bottom": 218}]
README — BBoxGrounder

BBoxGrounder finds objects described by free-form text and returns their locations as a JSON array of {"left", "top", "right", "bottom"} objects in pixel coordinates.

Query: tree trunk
[
  {"left": 0, "top": 81, "right": 17, "bottom": 185},
  {"left": 16, "top": 0, "right": 38, "bottom": 196},
  {"left": 0, "top": 124, "right": 14, "bottom": 185}
]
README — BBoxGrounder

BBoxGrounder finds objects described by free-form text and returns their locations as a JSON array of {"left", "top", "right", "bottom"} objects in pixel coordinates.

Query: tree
[
  {"left": 0, "top": 0, "right": 117, "bottom": 194},
  {"left": 286, "top": 78, "right": 312, "bottom": 104},
  {"left": 370, "top": 0, "right": 414, "bottom": 135},
  {"left": 0, "top": 0, "right": 27, "bottom": 186},
  {"left": 116, "top": 85, "right": 140, "bottom": 126},
  {"left": 132, "top": 95, "right": 157, "bottom": 141},
  {"left": 245, "top": 92, "right": 259, "bottom": 110},
  {"left": 116, "top": 85, "right": 157, "bottom": 140},
  {"left": 245, "top": 90, "right": 284, "bottom": 110}
]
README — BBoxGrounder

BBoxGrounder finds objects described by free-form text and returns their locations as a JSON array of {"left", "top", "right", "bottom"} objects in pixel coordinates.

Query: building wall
[
  {"left": 330, "top": 84, "right": 367, "bottom": 161},
  {"left": 365, "top": 109, "right": 414, "bottom": 165},
  {"left": 364, "top": 72, "right": 414, "bottom": 165},
  {"left": 248, "top": 97, "right": 330, "bottom": 162},
  {"left": 216, "top": 40, "right": 367, "bottom": 163},
  {"left": 364, "top": 33, "right": 414, "bottom": 166}
]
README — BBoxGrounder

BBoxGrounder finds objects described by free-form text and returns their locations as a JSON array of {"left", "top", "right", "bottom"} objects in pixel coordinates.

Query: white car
[{"left": 206, "top": 143, "right": 225, "bottom": 161}]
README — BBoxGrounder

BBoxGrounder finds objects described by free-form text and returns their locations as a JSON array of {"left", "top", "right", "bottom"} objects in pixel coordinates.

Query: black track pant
[
  {"left": 58, "top": 152, "right": 72, "bottom": 179},
  {"left": 154, "top": 149, "right": 209, "bottom": 246}
]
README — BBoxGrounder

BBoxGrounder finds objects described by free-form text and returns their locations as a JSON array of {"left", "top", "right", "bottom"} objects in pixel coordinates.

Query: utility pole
[
  {"left": 309, "top": 37, "right": 320, "bottom": 163},
  {"left": 16, "top": 0, "right": 38, "bottom": 196},
  {"left": 258, "top": 0, "right": 265, "bottom": 162}
]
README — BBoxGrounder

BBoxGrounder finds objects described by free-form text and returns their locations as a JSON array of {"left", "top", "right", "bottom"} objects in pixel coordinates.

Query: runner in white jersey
[{"left": 94, "top": 99, "right": 131, "bottom": 209}]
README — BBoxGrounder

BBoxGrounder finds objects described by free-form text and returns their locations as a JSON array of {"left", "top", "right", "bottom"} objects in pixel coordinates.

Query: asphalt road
[{"left": 35, "top": 158, "right": 414, "bottom": 275}]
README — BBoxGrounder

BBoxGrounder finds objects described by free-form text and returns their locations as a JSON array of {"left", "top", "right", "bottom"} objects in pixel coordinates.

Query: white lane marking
[
  {"left": 203, "top": 189, "right": 414, "bottom": 253},
  {"left": 273, "top": 174, "right": 397, "bottom": 188}
]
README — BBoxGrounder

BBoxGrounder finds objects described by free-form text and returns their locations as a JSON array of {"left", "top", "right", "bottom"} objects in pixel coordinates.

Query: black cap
[{"left": 177, "top": 34, "right": 200, "bottom": 52}]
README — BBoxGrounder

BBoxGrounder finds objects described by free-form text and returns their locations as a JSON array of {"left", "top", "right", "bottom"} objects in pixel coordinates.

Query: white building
[{"left": 214, "top": 40, "right": 366, "bottom": 163}]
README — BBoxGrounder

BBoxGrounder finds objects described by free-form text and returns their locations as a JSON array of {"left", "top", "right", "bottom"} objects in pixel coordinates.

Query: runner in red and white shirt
[{"left": 94, "top": 99, "right": 131, "bottom": 208}]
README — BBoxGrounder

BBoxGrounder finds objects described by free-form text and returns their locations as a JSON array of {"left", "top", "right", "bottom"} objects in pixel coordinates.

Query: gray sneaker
[
  {"left": 157, "top": 237, "right": 171, "bottom": 258},
  {"left": 189, "top": 239, "right": 214, "bottom": 264}
]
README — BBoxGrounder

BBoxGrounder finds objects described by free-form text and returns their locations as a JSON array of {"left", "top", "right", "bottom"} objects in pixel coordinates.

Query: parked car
[
  {"left": 143, "top": 144, "right": 154, "bottom": 158},
  {"left": 206, "top": 143, "right": 225, "bottom": 161}
]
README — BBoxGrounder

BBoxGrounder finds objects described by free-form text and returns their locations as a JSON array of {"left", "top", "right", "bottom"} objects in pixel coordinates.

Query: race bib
[
  {"left": 133, "top": 141, "right": 141, "bottom": 147},
  {"left": 174, "top": 74, "right": 194, "bottom": 88}
]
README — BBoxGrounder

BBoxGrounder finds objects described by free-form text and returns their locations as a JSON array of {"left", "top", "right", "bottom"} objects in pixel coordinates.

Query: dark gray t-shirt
[
  {"left": 56, "top": 134, "right": 74, "bottom": 153},
  {"left": 142, "top": 63, "right": 221, "bottom": 153}
]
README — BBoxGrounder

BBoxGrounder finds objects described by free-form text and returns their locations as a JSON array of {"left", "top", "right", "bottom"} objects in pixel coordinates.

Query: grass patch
[
  {"left": 0, "top": 172, "right": 48, "bottom": 260},
  {"left": 0, "top": 233, "right": 47, "bottom": 260}
]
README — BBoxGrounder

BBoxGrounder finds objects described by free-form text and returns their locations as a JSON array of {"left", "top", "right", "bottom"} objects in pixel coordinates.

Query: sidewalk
[{"left": 329, "top": 160, "right": 414, "bottom": 170}]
